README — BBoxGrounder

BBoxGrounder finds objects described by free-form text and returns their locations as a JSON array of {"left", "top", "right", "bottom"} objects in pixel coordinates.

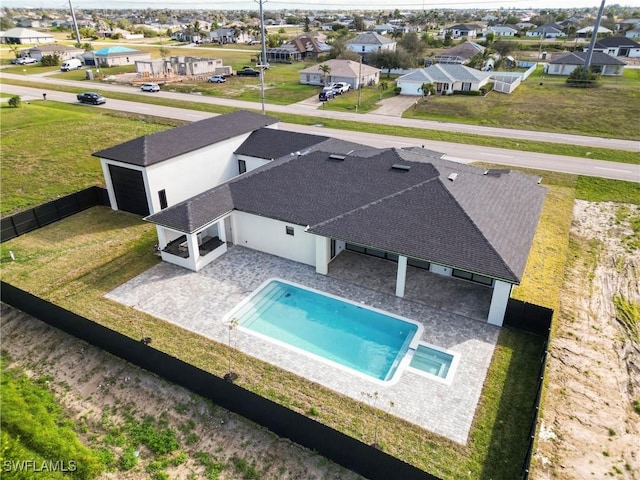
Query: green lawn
[
  {"left": 0, "top": 104, "right": 584, "bottom": 480},
  {"left": 404, "top": 66, "right": 640, "bottom": 140}
]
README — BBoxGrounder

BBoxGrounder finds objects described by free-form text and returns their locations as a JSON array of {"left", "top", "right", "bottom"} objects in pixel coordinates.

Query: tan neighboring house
[
  {"left": 299, "top": 59, "right": 380, "bottom": 88},
  {"left": 24, "top": 44, "right": 84, "bottom": 61},
  {"left": 136, "top": 56, "right": 231, "bottom": 78}
]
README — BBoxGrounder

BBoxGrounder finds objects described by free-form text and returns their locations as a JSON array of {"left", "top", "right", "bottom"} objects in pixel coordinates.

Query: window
[
  {"left": 286, "top": 226, "right": 294, "bottom": 236},
  {"left": 452, "top": 269, "right": 493, "bottom": 286},
  {"left": 238, "top": 159, "right": 247, "bottom": 174},
  {"left": 158, "top": 189, "right": 168, "bottom": 209}
]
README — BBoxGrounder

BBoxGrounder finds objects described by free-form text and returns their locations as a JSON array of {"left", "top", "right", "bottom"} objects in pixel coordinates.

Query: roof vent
[
  {"left": 328, "top": 154, "right": 346, "bottom": 161},
  {"left": 483, "top": 169, "right": 510, "bottom": 177},
  {"left": 391, "top": 164, "right": 411, "bottom": 172},
  {"left": 448, "top": 173, "right": 458, "bottom": 182}
]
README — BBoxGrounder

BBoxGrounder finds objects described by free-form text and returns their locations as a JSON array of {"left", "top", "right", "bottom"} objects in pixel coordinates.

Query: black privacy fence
[
  {"left": 1, "top": 186, "right": 109, "bottom": 242},
  {"left": 0, "top": 282, "right": 440, "bottom": 480}
]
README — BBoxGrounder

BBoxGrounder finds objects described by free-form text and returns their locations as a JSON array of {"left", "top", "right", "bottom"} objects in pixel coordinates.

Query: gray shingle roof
[
  {"left": 548, "top": 51, "right": 626, "bottom": 66},
  {"left": 146, "top": 143, "right": 546, "bottom": 283},
  {"left": 594, "top": 36, "right": 640, "bottom": 48},
  {"left": 234, "top": 129, "right": 329, "bottom": 160},
  {"left": 398, "top": 64, "right": 492, "bottom": 84},
  {"left": 345, "top": 32, "right": 395, "bottom": 45},
  {"left": 93, "top": 111, "right": 279, "bottom": 166}
]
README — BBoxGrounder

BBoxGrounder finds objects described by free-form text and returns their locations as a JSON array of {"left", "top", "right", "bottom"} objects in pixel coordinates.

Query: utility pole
[
  {"left": 256, "top": 0, "right": 268, "bottom": 115},
  {"left": 69, "top": 0, "right": 82, "bottom": 47},
  {"left": 357, "top": 55, "right": 363, "bottom": 110},
  {"left": 584, "top": 0, "right": 606, "bottom": 73}
]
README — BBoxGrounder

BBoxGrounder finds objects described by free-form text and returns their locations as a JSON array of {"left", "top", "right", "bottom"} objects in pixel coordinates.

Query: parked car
[
  {"left": 207, "top": 75, "right": 226, "bottom": 83},
  {"left": 14, "top": 57, "right": 38, "bottom": 65},
  {"left": 319, "top": 90, "right": 335, "bottom": 101},
  {"left": 236, "top": 67, "right": 261, "bottom": 77},
  {"left": 77, "top": 92, "right": 106, "bottom": 105},
  {"left": 140, "top": 83, "right": 160, "bottom": 92},
  {"left": 60, "top": 58, "right": 82, "bottom": 71},
  {"left": 332, "top": 82, "right": 351, "bottom": 94}
]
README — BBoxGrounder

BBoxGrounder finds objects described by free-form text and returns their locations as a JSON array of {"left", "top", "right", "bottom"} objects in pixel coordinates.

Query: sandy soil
[
  {"left": 533, "top": 200, "right": 640, "bottom": 480},
  {"left": 0, "top": 303, "right": 364, "bottom": 480}
]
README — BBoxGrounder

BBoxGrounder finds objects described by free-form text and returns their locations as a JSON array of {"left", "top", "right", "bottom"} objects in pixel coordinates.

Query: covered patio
[{"left": 327, "top": 250, "right": 492, "bottom": 322}]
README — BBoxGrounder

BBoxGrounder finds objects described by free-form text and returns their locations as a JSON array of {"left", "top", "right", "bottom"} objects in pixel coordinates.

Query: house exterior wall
[
  {"left": 232, "top": 211, "right": 316, "bottom": 267},
  {"left": 347, "top": 42, "right": 396, "bottom": 54},
  {"left": 546, "top": 63, "right": 624, "bottom": 76},
  {"left": 95, "top": 52, "right": 151, "bottom": 67},
  {"left": 236, "top": 155, "right": 271, "bottom": 172},
  {"left": 144, "top": 135, "right": 254, "bottom": 214},
  {"left": 300, "top": 72, "right": 324, "bottom": 85},
  {"left": 487, "top": 280, "right": 512, "bottom": 326}
]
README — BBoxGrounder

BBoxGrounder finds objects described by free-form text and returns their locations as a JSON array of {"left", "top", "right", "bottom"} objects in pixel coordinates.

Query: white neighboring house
[
  {"left": 396, "top": 64, "right": 493, "bottom": 96},
  {"left": 299, "top": 59, "right": 380, "bottom": 88},
  {"left": 92, "top": 46, "right": 151, "bottom": 67},
  {"left": 0, "top": 27, "right": 55, "bottom": 44},
  {"left": 545, "top": 51, "right": 626, "bottom": 76},
  {"left": 526, "top": 23, "right": 565, "bottom": 38},
  {"left": 100, "top": 111, "right": 547, "bottom": 327},
  {"left": 575, "top": 25, "right": 613, "bottom": 38},
  {"left": 586, "top": 36, "right": 640, "bottom": 58},
  {"left": 345, "top": 32, "right": 396, "bottom": 55},
  {"left": 486, "top": 25, "right": 518, "bottom": 37},
  {"left": 442, "top": 24, "right": 485, "bottom": 39},
  {"left": 626, "top": 26, "right": 640, "bottom": 39}
]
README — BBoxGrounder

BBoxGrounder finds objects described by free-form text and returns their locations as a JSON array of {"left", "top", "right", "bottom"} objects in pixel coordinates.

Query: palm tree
[
  {"left": 419, "top": 82, "right": 435, "bottom": 98},
  {"left": 318, "top": 64, "right": 331, "bottom": 85}
]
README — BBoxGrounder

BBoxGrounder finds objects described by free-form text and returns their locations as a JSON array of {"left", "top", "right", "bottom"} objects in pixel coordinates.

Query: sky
[{"left": 12, "top": 0, "right": 640, "bottom": 10}]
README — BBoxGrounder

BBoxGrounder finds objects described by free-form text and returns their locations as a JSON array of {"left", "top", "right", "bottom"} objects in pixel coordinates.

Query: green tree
[
  {"left": 304, "top": 16, "right": 310, "bottom": 32},
  {"left": 353, "top": 15, "right": 365, "bottom": 32},
  {"left": 8, "top": 96, "right": 21, "bottom": 108},
  {"left": 398, "top": 32, "right": 424, "bottom": 60},
  {"left": 40, "top": 53, "right": 60, "bottom": 66},
  {"left": 493, "top": 40, "right": 516, "bottom": 57},
  {"left": 566, "top": 67, "right": 600, "bottom": 88},
  {"left": 159, "top": 45, "right": 171, "bottom": 59},
  {"left": 368, "top": 48, "right": 413, "bottom": 76},
  {"left": 378, "top": 80, "right": 388, "bottom": 99}
]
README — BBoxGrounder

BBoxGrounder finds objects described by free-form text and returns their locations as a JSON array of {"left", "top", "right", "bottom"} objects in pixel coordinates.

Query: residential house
[
  {"left": 526, "top": 23, "right": 565, "bottom": 38},
  {"left": 575, "top": 25, "right": 613, "bottom": 38},
  {"left": 442, "top": 24, "right": 485, "bottom": 39},
  {"left": 0, "top": 27, "right": 55, "bottom": 44},
  {"left": 267, "top": 33, "right": 332, "bottom": 63},
  {"left": 626, "top": 26, "right": 640, "bottom": 39},
  {"left": 23, "top": 44, "right": 84, "bottom": 61},
  {"left": 208, "top": 27, "right": 251, "bottom": 44},
  {"left": 429, "top": 41, "right": 485, "bottom": 65},
  {"left": 92, "top": 46, "right": 151, "bottom": 67},
  {"left": 486, "top": 25, "right": 518, "bottom": 37},
  {"left": 587, "top": 36, "right": 640, "bottom": 58},
  {"left": 298, "top": 59, "right": 380, "bottom": 88},
  {"left": 345, "top": 32, "right": 396, "bottom": 55},
  {"left": 545, "top": 51, "right": 626, "bottom": 76},
  {"left": 372, "top": 24, "right": 396, "bottom": 35},
  {"left": 396, "top": 64, "right": 493, "bottom": 95},
  {"left": 135, "top": 56, "right": 231, "bottom": 78},
  {"left": 96, "top": 111, "right": 546, "bottom": 327}
]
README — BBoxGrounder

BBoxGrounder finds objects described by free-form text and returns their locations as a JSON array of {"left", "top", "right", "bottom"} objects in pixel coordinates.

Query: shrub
[
  {"left": 41, "top": 53, "right": 60, "bottom": 66},
  {"left": 566, "top": 67, "right": 600, "bottom": 88},
  {"left": 8, "top": 96, "right": 21, "bottom": 108},
  {"left": 393, "top": 86, "right": 402, "bottom": 95}
]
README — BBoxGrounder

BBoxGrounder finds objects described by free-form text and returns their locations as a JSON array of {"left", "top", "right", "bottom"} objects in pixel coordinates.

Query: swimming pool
[{"left": 228, "top": 279, "right": 423, "bottom": 382}]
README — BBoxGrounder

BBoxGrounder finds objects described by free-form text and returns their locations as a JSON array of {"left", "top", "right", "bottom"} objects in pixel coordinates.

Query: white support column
[
  {"left": 395, "top": 255, "right": 407, "bottom": 297},
  {"left": 217, "top": 219, "right": 227, "bottom": 243},
  {"left": 186, "top": 233, "right": 199, "bottom": 271},
  {"left": 155, "top": 226, "right": 167, "bottom": 249},
  {"left": 487, "top": 280, "right": 512, "bottom": 326},
  {"left": 315, "top": 236, "right": 330, "bottom": 275}
]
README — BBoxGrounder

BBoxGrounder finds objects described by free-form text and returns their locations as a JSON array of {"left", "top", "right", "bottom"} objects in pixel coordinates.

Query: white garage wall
[
  {"left": 144, "top": 134, "right": 253, "bottom": 214},
  {"left": 232, "top": 211, "right": 316, "bottom": 266}
]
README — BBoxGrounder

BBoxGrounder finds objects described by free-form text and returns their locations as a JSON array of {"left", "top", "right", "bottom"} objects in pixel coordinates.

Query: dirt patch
[
  {"left": 0, "top": 304, "right": 364, "bottom": 480},
  {"left": 533, "top": 200, "right": 640, "bottom": 479}
]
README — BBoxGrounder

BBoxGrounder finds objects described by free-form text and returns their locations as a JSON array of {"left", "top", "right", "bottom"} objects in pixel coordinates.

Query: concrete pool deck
[{"left": 106, "top": 246, "right": 499, "bottom": 444}]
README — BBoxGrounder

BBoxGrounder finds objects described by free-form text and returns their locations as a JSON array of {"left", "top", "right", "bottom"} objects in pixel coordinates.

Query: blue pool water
[
  {"left": 409, "top": 344, "right": 454, "bottom": 379},
  {"left": 232, "top": 280, "right": 420, "bottom": 381}
]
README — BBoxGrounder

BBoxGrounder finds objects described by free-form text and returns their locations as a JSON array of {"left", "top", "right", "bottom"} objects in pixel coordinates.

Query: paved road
[{"left": 2, "top": 83, "right": 639, "bottom": 183}]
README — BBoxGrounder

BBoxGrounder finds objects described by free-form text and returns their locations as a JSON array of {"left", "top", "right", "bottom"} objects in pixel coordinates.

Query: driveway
[{"left": 370, "top": 94, "right": 419, "bottom": 117}]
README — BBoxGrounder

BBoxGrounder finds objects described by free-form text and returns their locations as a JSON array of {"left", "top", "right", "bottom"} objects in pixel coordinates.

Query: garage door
[{"left": 108, "top": 165, "right": 149, "bottom": 216}]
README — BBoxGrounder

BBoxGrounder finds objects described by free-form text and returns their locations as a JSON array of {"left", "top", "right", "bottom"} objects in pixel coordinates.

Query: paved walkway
[
  {"left": 106, "top": 246, "right": 499, "bottom": 444},
  {"left": 370, "top": 94, "right": 419, "bottom": 116}
]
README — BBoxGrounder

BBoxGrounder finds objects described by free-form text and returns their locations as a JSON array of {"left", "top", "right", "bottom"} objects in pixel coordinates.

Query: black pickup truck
[
  {"left": 236, "top": 67, "right": 261, "bottom": 77},
  {"left": 77, "top": 92, "right": 106, "bottom": 105}
]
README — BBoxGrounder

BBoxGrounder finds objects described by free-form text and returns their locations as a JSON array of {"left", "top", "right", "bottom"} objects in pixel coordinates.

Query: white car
[
  {"left": 207, "top": 75, "right": 226, "bottom": 83},
  {"left": 15, "top": 57, "right": 38, "bottom": 65},
  {"left": 140, "top": 83, "right": 160, "bottom": 92}
]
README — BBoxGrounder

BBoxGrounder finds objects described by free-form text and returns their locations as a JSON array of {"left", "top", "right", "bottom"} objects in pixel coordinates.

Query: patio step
[{"left": 239, "top": 281, "right": 287, "bottom": 328}]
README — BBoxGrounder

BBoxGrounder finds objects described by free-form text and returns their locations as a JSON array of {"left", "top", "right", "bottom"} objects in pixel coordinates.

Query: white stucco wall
[
  {"left": 144, "top": 134, "right": 254, "bottom": 214},
  {"left": 237, "top": 154, "right": 271, "bottom": 172},
  {"left": 232, "top": 211, "right": 316, "bottom": 266}
]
